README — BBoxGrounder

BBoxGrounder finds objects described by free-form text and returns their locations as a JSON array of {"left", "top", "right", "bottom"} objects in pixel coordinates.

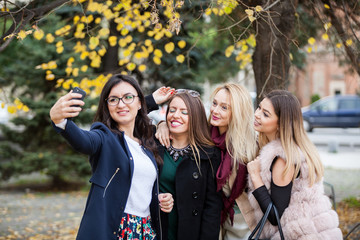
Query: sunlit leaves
[
  {"left": 176, "top": 54, "right": 185, "bottom": 63},
  {"left": 178, "top": 40, "right": 186, "bottom": 48},
  {"left": 308, "top": 37, "right": 316, "bottom": 45},
  {"left": 45, "top": 33, "right": 55, "bottom": 43},
  {"left": 224, "top": 34, "right": 256, "bottom": 69},
  {"left": 33, "top": 29, "right": 44, "bottom": 40},
  {"left": 165, "top": 42, "right": 175, "bottom": 53}
]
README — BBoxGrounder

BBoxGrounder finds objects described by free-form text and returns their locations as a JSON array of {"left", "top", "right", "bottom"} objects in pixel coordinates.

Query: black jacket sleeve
[{"left": 145, "top": 94, "right": 159, "bottom": 113}]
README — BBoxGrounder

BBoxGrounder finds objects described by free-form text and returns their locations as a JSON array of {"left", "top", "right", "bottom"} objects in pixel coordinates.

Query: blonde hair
[
  {"left": 210, "top": 83, "right": 258, "bottom": 165},
  {"left": 258, "top": 90, "right": 324, "bottom": 186}
]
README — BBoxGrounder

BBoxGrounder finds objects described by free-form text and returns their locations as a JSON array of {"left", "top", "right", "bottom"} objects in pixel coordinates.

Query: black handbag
[{"left": 248, "top": 202, "right": 285, "bottom": 240}]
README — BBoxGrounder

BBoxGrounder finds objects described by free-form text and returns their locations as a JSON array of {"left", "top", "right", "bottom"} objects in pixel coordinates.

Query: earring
[{"left": 138, "top": 106, "right": 141, "bottom": 110}]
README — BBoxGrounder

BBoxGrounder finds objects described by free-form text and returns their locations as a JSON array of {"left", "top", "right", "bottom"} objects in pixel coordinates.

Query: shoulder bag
[{"left": 248, "top": 202, "right": 285, "bottom": 240}]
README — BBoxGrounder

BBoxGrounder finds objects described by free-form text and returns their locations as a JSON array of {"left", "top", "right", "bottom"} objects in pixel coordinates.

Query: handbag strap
[{"left": 248, "top": 202, "right": 285, "bottom": 240}]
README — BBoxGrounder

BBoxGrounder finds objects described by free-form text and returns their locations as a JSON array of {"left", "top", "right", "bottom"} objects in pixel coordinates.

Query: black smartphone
[{"left": 71, "top": 87, "right": 86, "bottom": 107}]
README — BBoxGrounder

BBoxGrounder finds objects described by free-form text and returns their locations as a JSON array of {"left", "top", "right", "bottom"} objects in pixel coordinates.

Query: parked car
[{"left": 302, "top": 95, "right": 360, "bottom": 132}]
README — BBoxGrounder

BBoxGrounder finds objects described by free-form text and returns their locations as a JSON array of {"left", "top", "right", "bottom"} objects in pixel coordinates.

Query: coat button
[
  {"left": 192, "top": 209, "right": 198, "bottom": 216},
  {"left": 192, "top": 172, "right": 199, "bottom": 179},
  {"left": 113, "top": 231, "right": 117, "bottom": 235},
  {"left": 192, "top": 192, "right": 198, "bottom": 199}
]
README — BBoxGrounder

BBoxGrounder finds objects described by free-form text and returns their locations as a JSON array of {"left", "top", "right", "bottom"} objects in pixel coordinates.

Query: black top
[{"left": 252, "top": 156, "right": 299, "bottom": 226}]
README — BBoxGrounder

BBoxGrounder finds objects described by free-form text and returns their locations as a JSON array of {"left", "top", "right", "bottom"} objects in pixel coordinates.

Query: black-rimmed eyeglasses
[
  {"left": 106, "top": 94, "right": 138, "bottom": 106},
  {"left": 175, "top": 89, "right": 200, "bottom": 97}
]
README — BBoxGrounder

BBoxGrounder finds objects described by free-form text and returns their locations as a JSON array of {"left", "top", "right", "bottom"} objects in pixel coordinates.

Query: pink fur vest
[{"left": 247, "top": 139, "right": 342, "bottom": 240}]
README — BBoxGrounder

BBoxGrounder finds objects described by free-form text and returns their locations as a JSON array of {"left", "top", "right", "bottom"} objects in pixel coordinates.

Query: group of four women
[{"left": 50, "top": 74, "right": 342, "bottom": 240}]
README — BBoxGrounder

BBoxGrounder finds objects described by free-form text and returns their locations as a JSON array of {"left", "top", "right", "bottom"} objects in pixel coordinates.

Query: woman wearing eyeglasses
[
  {"left": 156, "top": 83, "right": 258, "bottom": 239},
  {"left": 155, "top": 90, "right": 222, "bottom": 240},
  {"left": 50, "top": 74, "right": 174, "bottom": 240}
]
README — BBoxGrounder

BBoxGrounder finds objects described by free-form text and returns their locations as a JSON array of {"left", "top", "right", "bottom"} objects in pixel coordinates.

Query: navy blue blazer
[{"left": 53, "top": 121, "right": 161, "bottom": 240}]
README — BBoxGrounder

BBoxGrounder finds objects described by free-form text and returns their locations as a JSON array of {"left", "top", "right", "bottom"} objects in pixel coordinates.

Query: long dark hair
[{"left": 94, "top": 74, "right": 161, "bottom": 164}]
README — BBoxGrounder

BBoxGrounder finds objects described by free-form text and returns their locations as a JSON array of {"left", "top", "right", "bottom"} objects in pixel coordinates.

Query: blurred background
[{"left": 0, "top": 0, "right": 359, "bottom": 239}]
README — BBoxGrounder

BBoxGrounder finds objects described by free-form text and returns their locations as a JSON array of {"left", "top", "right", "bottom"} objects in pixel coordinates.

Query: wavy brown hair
[
  {"left": 166, "top": 92, "right": 214, "bottom": 171},
  {"left": 94, "top": 74, "right": 161, "bottom": 164}
]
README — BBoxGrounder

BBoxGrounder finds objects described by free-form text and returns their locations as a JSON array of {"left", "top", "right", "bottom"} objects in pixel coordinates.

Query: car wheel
[{"left": 303, "top": 120, "right": 313, "bottom": 132}]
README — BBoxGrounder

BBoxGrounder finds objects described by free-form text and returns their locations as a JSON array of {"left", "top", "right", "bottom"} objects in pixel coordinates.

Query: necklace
[{"left": 167, "top": 144, "right": 191, "bottom": 161}]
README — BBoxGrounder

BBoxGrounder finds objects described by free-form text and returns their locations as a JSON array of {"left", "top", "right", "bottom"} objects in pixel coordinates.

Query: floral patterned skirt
[{"left": 118, "top": 213, "right": 156, "bottom": 240}]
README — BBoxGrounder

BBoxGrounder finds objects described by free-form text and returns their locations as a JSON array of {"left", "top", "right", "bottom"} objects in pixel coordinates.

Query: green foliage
[
  {"left": 0, "top": 15, "right": 93, "bottom": 186},
  {"left": 343, "top": 196, "right": 360, "bottom": 208},
  {"left": 311, "top": 94, "right": 321, "bottom": 103}
]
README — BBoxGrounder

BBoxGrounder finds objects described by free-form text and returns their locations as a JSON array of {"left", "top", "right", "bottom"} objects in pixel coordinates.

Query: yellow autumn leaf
[
  {"left": 176, "top": 54, "right": 185, "bottom": 63},
  {"left": 7, "top": 106, "right": 17, "bottom": 114},
  {"left": 145, "top": 39, "right": 152, "bottom": 46},
  {"left": 324, "top": 4, "right": 330, "bottom": 9},
  {"left": 245, "top": 9, "right": 254, "bottom": 16},
  {"left": 109, "top": 36, "right": 117, "bottom": 47},
  {"left": 81, "top": 65, "right": 88, "bottom": 72},
  {"left": 346, "top": 39, "right": 353, "bottom": 46},
  {"left": 125, "top": 35, "right": 133, "bottom": 43},
  {"left": 72, "top": 68, "right": 79, "bottom": 77},
  {"left": 18, "top": 30, "right": 27, "bottom": 40},
  {"left": 1, "top": 102, "right": 5, "bottom": 108},
  {"left": 322, "top": 33, "right": 329, "bottom": 41},
  {"left": 65, "top": 67, "right": 72, "bottom": 76},
  {"left": 153, "top": 56, "right": 161, "bottom": 65},
  {"left": 212, "top": 8, "right": 219, "bottom": 15},
  {"left": 95, "top": 17, "right": 102, "bottom": 24},
  {"left": 121, "top": 28, "right": 129, "bottom": 36},
  {"left": 99, "top": 28, "right": 110, "bottom": 37},
  {"left": 178, "top": 40, "right": 186, "bottom": 49},
  {"left": 138, "top": 64, "right": 147, "bottom": 72},
  {"left": 205, "top": 8, "right": 212, "bottom": 16},
  {"left": 255, "top": 5, "right": 263, "bottom": 12},
  {"left": 48, "top": 61, "right": 57, "bottom": 69},
  {"left": 138, "top": 26, "right": 145, "bottom": 33},
  {"left": 307, "top": 47, "right": 312, "bottom": 53},
  {"left": 224, "top": 7, "right": 233, "bottom": 15},
  {"left": 308, "top": 37, "right": 316, "bottom": 45},
  {"left": 123, "top": 49, "right": 132, "bottom": 57},
  {"left": 225, "top": 45, "right": 234, "bottom": 57},
  {"left": 324, "top": 22, "right": 331, "bottom": 31},
  {"left": 336, "top": 43, "right": 342, "bottom": 48},
  {"left": 22, "top": 105, "right": 29, "bottom": 112},
  {"left": 89, "top": 36, "right": 100, "bottom": 50},
  {"left": 56, "top": 46, "right": 64, "bottom": 54},
  {"left": 33, "top": 29, "right": 44, "bottom": 40},
  {"left": 154, "top": 49, "right": 163, "bottom": 58},
  {"left": 289, "top": 53, "right": 293, "bottom": 61},
  {"left": 91, "top": 55, "right": 101, "bottom": 68},
  {"left": 165, "top": 42, "right": 175, "bottom": 53},
  {"left": 46, "top": 33, "right": 55, "bottom": 43},
  {"left": 127, "top": 62, "right": 136, "bottom": 71},
  {"left": 46, "top": 74, "right": 55, "bottom": 81},
  {"left": 73, "top": 15, "right": 80, "bottom": 24},
  {"left": 98, "top": 47, "right": 107, "bottom": 56},
  {"left": 246, "top": 34, "right": 256, "bottom": 47},
  {"left": 80, "top": 51, "right": 89, "bottom": 60},
  {"left": 248, "top": 16, "right": 256, "bottom": 22}
]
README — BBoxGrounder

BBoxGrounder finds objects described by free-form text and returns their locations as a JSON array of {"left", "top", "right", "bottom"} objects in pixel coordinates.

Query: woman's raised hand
[
  {"left": 158, "top": 193, "right": 174, "bottom": 213},
  {"left": 50, "top": 91, "right": 85, "bottom": 124},
  {"left": 152, "top": 86, "right": 174, "bottom": 105}
]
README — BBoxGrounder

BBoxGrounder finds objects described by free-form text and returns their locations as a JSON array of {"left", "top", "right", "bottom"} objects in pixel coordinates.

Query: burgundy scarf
[{"left": 211, "top": 126, "right": 248, "bottom": 225}]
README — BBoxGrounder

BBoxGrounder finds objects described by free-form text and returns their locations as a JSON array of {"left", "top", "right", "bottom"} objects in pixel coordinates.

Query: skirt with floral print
[{"left": 118, "top": 213, "right": 156, "bottom": 240}]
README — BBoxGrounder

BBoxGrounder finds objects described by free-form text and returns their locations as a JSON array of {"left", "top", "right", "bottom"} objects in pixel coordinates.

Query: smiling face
[
  {"left": 166, "top": 96, "right": 189, "bottom": 136},
  {"left": 107, "top": 81, "right": 141, "bottom": 130},
  {"left": 254, "top": 97, "right": 279, "bottom": 141},
  {"left": 210, "top": 89, "right": 231, "bottom": 134}
]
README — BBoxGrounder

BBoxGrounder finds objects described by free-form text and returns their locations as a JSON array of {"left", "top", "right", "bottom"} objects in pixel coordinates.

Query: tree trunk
[
  {"left": 251, "top": 0, "right": 298, "bottom": 103},
  {"left": 102, "top": 20, "right": 120, "bottom": 73}
]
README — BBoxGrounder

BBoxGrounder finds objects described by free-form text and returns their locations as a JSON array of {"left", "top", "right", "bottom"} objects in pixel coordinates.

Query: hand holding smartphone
[{"left": 71, "top": 87, "right": 86, "bottom": 107}]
